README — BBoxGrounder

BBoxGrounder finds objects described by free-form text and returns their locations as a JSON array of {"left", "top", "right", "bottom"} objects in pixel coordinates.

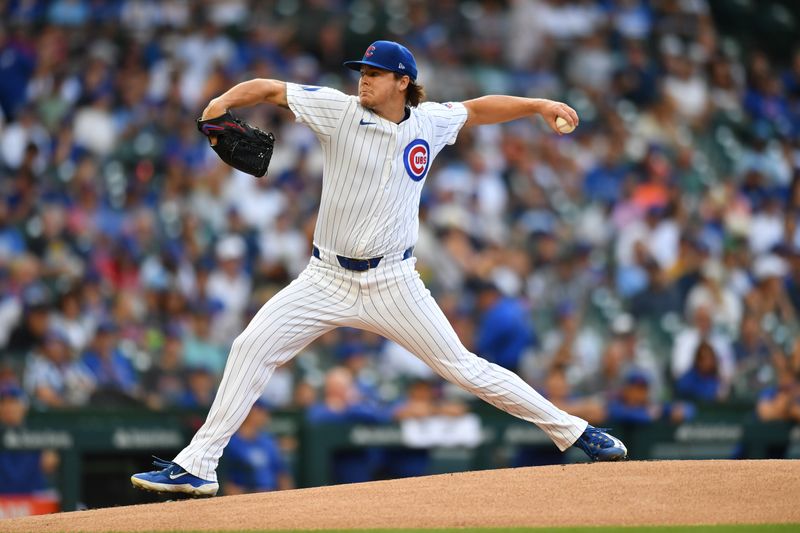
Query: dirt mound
[{"left": 2, "top": 460, "right": 799, "bottom": 532}]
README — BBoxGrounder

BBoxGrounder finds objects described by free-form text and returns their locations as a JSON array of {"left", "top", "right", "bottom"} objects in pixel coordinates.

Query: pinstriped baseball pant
[{"left": 173, "top": 254, "right": 587, "bottom": 482}]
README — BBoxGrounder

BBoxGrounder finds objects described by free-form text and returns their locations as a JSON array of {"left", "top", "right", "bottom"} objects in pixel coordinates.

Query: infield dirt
[{"left": 1, "top": 460, "right": 799, "bottom": 532}]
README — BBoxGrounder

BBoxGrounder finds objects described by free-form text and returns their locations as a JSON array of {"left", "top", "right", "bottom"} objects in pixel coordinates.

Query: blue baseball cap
[
  {"left": 0, "top": 382, "right": 25, "bottom": 401},
  {"left": 624, "top": 368, "right": 651, "bottom": 387},
  {"left": 343, "top": 40, "right": 418, "bottom": 81}
]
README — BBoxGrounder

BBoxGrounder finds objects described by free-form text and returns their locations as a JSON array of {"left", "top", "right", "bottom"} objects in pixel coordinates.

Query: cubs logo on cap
[
  {"left": 343, "top": 40, "right": 418, "bottom": 81},
  {"left": 403, "top": 139, "right": 430, "bottom": 181}
]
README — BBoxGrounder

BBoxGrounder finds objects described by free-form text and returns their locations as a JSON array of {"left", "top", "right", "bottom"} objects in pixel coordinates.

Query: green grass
[{"left": 181, "top": 526, "right": 799, "bottom": 533}]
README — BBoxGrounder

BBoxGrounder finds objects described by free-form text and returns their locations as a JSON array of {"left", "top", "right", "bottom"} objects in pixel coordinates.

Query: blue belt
[{"left": 312, "top": 246, "right": 413, "bottom": 271}]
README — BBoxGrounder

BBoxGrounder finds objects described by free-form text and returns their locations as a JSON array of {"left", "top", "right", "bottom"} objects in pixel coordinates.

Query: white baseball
[{"left": 556, "top": 116, "right": 575, "bottom": 134}]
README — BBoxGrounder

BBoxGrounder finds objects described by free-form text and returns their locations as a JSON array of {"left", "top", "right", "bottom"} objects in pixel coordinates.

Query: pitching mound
[{"left": 2, "top": 460, "right": 799, "bottom": 532}]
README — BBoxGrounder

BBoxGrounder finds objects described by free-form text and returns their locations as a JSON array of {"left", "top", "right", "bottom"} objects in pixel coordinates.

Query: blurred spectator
[
  {"left": 258, "top": 358, "right": 304, "bottom": 410},
  {"left": 0, "top": 201, "right": 26, "bottom": 263},
  {"left": 685, "top": 259, "right": 743, "bottom": 337},
  {"left": 0, "top": 270, "right": 20, "bottom": 350},
  {"left": 179, "top": 365, "right": 217, "bottom": 409},
  {"left": 183, "top": 300, "right": 228, "bottom": 377},
  {"left": 49, "top": 286, "right": 93, "bottom": 354},
  {"left": 629, "top": 257, "right": 682, "bottom": 321},
  {"left": 667, "top": 235, "right": 709, "bottom": 304},
  {"left": 139, "top": 244, "right": 197, "bottom": 300},
  {"left": 785, "top": 249, "right": 800, "bottom": 316},
  {"left": 473, "top": 278, "right": 536, "bottom": 373},
  {"left": 604, "top": 314, "right": 664, "bottom": 398},
  {"left": 0, "top": 26, "right": 36, "bottom": 121},
  {"left": 566, "top": 31, "right": 615, "bottom": 92},
  {"left": 585, "top": 338, "right": 629, "bottom": 396},
  {"left": 335, "top": 340, "right": 381, "bottom": 405},
  {"left": 527, "top": 233, "right": 596, "bottom": 313},
  {"left": 307, "top": 367, "right": 392, "bottom": 484},
  {"left": 748, "top": 192, "right": 785, "bottom": 255},
  {"left": 386, "top": 378, "right": 474, "bottom": 478},
  {"left": 613, "top": 39, "right": 659, "bottom": 108},
  {"left": 207, "top": 234, "right": 252, "bottom": 345},
  {"left": 535, "top": 301, "right": 603, "bottom": 389},
  {"left": 73, "top": 94, "right": 117, "bottom": 156},
  {"left": 663, "top": 54, "right": 709, "bottom": 125},
  {"left": 746, "top": 253, "right": 796, "bottom": 327},
  {"left": 675, "top": 340, "right": 729, "bottom": 403},
  {"left": 141, "top": 328, "right": 186, "bottom": 410},
  {"left": 756, "top": 341, "right": 800, "bottom": 423},
  {"left": 5, "top": 284, "right": 53, "bottom": 358},
  {"left": 0, "top": 382, "right": 59, "bottom": 495},
  {"left": 607, "top": 367, "right": 694, "bottom": 425},
  {"left": 615, "top": 240, "right": 651, "bottom": 298},
  {"left": 81, "top": 321, "right": 139, "bottom": 404},
  {"left": 671, "top": 305, "right": 734, "bottom": 385},
  {"left": 583, "top": 141, "right": 629, "bottom": 204},
  {"left": 618, "top": 204, "right": 679, "bottom": 273},
  {"left": 731, "top": 314, "right": 777, "bottom": 400},
  {"left": 258, "top": 209, "right": 309, "bottom": 281},
  {"left": 307, "top": 367, "right": 391, "bottom": 425},
  {"left": 23, "top": 329, "right": 95, "bottom": 408},
  {"left": 223, "top": 400, "right": 293, "bottom": 495},
  {"left": 540, "top": 365, "right": 605, "bottom": 425},
  {"left": 0, "top": 106, "right": 49, "bottom": 171}
]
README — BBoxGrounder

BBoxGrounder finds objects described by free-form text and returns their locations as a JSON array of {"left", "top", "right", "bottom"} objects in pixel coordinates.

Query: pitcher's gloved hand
[{"left": 196, "top": 111, "right": 275, "bottom": 178}]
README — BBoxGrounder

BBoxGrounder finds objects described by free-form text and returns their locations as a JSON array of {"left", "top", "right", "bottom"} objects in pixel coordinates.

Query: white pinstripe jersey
[{"left": 286, "top": 82, "right": 468, "bottom": 259}]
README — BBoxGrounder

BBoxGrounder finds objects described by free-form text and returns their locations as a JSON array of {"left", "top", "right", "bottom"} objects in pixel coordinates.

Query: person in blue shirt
[
  {"left": 607, "top": 368, "right": 694, "bottom": 425},
  {"left": 306, "top": 367, "right": 393, "bottom": 484},
  {"left": 179, "top": 365, "right": 217, "bottom": 409},
  {"left": 754, "top": 349, "right": 800, "bottom": 457},
  {"left": 757, "top": 341, "right": 800, "bottom": 424},
  {"left": 223, "top": 400, "right": 292, "bottom": 495},
  {"left": 306, "top": 367, "right": 393, "bottom": 426},
  {"left": 582, "top": 142, "right": 630, "bottom": 204},
  {"left": 81, "top": 321, "right": 139, "bottom": 403},
  {"left": 473, "top": 279, "right": 536, "bottom": 373},
  {"left": 0, "top": 34, "right": 36, "bottom": 120},
  {"left": 0, "top": 201, "right": 26, "bottom": 259},
  {"left": 0, "top": 382, "right": 59, "bottom": 495},
  {"left": 675, "top": 341, "right": 727, "bottom": 403}
]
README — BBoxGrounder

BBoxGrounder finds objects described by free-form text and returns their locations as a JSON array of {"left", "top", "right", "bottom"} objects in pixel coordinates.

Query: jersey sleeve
[
  {"left": 418, "top": 101, "right": 469, "bottom": 154},
  {"left": 285, "top": 82, "right": 351, "bottom": 137}
]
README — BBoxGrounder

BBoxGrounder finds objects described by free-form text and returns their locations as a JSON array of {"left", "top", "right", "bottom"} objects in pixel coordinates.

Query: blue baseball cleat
[
  {"left": 131, "top": 457, "right": 218, "bottom": 497},
  {"left": 572, "top": 425, "right": 628, "bottom": 461}
]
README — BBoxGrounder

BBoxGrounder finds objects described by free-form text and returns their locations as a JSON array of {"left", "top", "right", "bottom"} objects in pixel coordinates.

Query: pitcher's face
[{"left": 358, "top": 66, "right": 408, "bottom": 109}]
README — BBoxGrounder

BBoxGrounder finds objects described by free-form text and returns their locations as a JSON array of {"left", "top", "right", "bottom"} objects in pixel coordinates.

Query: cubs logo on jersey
[{"left": 403, "top": 139, "right": 430, "bottom": 181}]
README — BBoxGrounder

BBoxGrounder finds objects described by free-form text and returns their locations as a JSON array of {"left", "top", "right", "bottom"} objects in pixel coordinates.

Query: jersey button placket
[
  {"left": 385, "top": 159, "right": 393, "bottom": 191},
  {"left": 373, "top": 133, "right": 395, "bottom": 216},
  {"left": 378, "top": 150, "right": 393, "bottom": 211},
  {"left": 384, "top": 130, "right": 398, "bottom": 191}
]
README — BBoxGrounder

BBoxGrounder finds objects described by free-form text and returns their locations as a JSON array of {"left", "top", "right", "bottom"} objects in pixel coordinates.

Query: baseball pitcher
[{"left": 132, "top": 40, "right": 627, "bottom": 497}]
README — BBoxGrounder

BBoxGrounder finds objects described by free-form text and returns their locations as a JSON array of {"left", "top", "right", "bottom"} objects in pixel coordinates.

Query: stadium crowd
[{"left": 2, "top": 0, "right": 800, "bottom": 489}]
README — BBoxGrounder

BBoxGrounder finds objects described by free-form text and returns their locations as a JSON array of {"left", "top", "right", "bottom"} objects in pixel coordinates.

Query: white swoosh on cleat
[{"left": 169, "top": 472, "right": 190, "bottom": 480}]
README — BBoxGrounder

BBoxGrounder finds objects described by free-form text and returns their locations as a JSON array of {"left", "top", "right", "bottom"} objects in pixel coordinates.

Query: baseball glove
[{"left": 196, "top": 111, "right": 275, "bottom": 178}]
